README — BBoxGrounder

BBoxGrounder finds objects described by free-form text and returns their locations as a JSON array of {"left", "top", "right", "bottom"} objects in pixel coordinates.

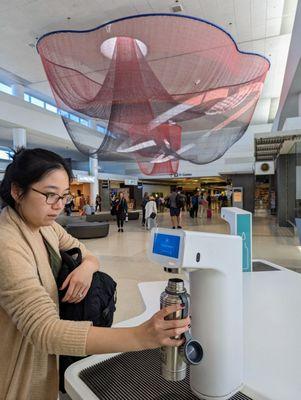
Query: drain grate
[{"left": 79, "top": 348, "right": 252, "bottom": 400}]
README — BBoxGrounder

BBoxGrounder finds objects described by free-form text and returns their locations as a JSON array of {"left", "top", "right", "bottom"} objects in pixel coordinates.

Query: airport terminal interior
[{"left": 0, "top": 1, "right": 301, "bottom": 400}]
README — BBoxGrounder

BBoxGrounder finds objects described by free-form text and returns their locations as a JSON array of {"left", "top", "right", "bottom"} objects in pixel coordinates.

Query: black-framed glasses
[{"left": 31, "top": 188, "right": 72, "bottom": 205}]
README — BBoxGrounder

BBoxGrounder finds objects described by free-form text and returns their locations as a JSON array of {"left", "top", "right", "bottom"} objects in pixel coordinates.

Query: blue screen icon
[{"left": 153, "top": 233, "right": 180, "bottom": 259}]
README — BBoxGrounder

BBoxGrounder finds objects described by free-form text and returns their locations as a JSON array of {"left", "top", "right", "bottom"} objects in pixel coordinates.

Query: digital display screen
[
  {"left": 233, "top": 192, "right": 242, "bottom": 202},
  {"left": 152, "top": 233, "right": 180, "bottom": 259}
]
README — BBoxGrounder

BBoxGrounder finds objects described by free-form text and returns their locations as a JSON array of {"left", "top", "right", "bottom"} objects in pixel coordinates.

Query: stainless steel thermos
[{"left": 160, "top": 278, "right": 203, "bottom": 381}]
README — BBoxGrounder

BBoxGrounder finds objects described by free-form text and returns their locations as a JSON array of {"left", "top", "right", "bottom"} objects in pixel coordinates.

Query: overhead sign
[
  {"left": 76, "top": 175, "right": 95, "bottom": 183},
  {"left": 169, "top": 173, "right": 192, "bottom": 178},
  {"left": 124, "top": 178, "right": 138, "bottom": 185},
  {"left": 101, "top": 180, "right": 109, "bottom": 189}
]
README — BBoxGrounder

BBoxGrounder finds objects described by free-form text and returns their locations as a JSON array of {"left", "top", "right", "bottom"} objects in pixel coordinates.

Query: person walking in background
[
  {"left": 155, "top": 194, "right": 160, "bottom": 211},
  {"left": 186, "top": 193, "right": 191, "bottom": 211},
  {"left": 141, "top": 192, "right": 149, "bottom": 226},
  {"left": 95, "top": 194, "right": 102, "bottom": 212},
  {"left": 198, "top": 193, "right": 208, "bottom": 220},
  {"left": 190, "top": 192, "right": 199, "bottom": 218},
  {"left": 206, "top": 192, "right": 212, "bottom": 209},
  {"left": 64, "top": 194, "right": 74, "bottom": 216},
  {"left": 206, "top": 192, "right": 212, "bottom": 219},
  {"left": 113, "top": 191, "right": 128, "bottom": 232},
  {"left": 221, "top": 192, "right": 228, "bottom": 208},
  {"left": 177, "top": 190, "right": 186, "bottom": 212},
  {"left": 145, "top": 195, "right": 157, "bottom": 230},
  {"left": 168, "top": 188, "right": 182, "bottom": 229},
  {"left": 158, "top": 196, "right": 165, "bottom": 213},
  {"left": 78, "top": 194, "right": 85, "bottom": 214}
]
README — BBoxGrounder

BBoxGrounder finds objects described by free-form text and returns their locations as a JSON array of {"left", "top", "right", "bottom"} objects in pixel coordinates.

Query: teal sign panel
[{"left": 237, "top": 214, "right": 251, "bottom": 272}]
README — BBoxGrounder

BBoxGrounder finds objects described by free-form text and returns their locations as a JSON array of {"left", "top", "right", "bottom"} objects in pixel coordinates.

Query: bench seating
[
  {"left": 86, "top": 212, "right": 114, "bottom": 222},
  {"left": 56, "top": 215, "right": 85, "bottom": 227},
  {"left": 66, "top": 222, "right": 110, "bottom": 239},
  {"left": 86, "top": 210, "right": 140, "bottom": 222}
]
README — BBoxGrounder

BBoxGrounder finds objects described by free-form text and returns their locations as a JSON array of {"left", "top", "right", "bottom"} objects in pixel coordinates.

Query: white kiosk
[{"left": 149, "top": 228, "right": 243, "bottom": 399}]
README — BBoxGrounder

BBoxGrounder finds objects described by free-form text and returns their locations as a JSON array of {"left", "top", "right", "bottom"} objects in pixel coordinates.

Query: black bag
[
  {"left": 149, "top": 212, "right": 156, "bottom": 219},
  {"left": 176, "top": 194, "right": 186, "bottom": 209},
  {"left": 57, "top": 248, "right": 117, "bottom": 392},
  {"left": 110, "top": 206, "right": 116, "bottom": 216}
]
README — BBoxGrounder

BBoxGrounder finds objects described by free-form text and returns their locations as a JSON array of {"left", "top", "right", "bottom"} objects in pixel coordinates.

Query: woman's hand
[
  {"left": 60, "top": 258, "right": 98, "bottom": 303},
  {"left": 135, "top": 304, "right": 190, "bottom": 349}
]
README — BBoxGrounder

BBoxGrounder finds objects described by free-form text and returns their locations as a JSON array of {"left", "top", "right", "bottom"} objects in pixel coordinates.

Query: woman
[
  {"left": 113, "top": 191, "right": 128, "bottom": 232},
  {"left": 198, "top": 193, "right": 208, "bottom": 220},
  {"left": 141, "top": 192, "right": 149, "bottom": 226},
  {"left": 145, "top": 195, "right": 157, "bottom": 230},
  {"left": 95, "top": 194, "right": 102, "bottom": 212},
  {"left": 0, "top": 148, "right": 189, "bottom": 400}
]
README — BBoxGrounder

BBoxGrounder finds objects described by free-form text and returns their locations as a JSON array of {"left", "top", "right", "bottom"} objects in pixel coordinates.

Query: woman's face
[
  {"left": 119, "top": 192, "right": 124, "bottom": 199},
  {"left": 12, "top": 168, "right": 70, "bottom": 231}
]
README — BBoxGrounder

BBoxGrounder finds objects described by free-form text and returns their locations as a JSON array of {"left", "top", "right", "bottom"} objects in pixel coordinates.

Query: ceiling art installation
[{"left": 37, "top": 14, "right": 270, "bottom": 175}]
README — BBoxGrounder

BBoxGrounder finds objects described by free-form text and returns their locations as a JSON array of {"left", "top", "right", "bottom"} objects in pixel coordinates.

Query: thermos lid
[{"left": 166, "top": 278, "right": 186, "bottom": 294}]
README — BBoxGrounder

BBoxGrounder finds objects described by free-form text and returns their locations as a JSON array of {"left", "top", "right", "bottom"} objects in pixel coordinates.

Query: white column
[
  {"left": 12, "top": 128, "right": 27, "bottom": 149},
  {"left": 11, "top": 84, "right": 24, "bottom": 99},
  {"left": 89, "top": 155, "right": 99, "bottom": 205},
  {"left": 88, "top": 119, "right": 97, "bottom": 130},
  {"left": 298, "top": 93, "right": 301, "bottom": 117}
]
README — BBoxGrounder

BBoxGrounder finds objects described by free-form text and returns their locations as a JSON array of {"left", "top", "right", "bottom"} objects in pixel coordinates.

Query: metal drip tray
[{"left": 79, "top": 348, "right": 252, "bottom": 400}]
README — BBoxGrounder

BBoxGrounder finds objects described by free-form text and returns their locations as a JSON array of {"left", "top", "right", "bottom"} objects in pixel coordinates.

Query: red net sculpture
[{"left": 37, "top": 14, "right": 269, "bottom": 175}]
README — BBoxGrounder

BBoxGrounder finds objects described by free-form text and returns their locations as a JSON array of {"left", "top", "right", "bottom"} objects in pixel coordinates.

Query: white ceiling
[{"left": 0, "top": 0, "right": 298, "bottom": 131}]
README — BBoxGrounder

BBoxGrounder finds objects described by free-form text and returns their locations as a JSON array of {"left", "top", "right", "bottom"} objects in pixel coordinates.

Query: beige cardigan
[{"left": 0, "top": 207, "right": 92, "bottom": 400}]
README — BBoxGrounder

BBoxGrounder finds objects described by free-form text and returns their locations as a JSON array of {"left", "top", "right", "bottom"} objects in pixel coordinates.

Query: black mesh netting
[{"left": 37, "top": 14, "right": 269, "bottom": 175}]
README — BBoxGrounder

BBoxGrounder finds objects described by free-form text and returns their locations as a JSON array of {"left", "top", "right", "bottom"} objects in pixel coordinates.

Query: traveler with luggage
[{"left": 145, "top": 195, "right": 157, "bottom": 230}]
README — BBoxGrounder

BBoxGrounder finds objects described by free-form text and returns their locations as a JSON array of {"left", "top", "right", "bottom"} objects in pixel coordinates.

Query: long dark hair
[{"left": 0, "top": 148, "right": 73, "bottom": 209}]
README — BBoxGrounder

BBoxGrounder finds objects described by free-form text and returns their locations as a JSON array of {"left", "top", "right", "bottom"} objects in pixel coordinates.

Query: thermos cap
[{"left": 166, "top": 278, "right": 186, "bottom": 294}]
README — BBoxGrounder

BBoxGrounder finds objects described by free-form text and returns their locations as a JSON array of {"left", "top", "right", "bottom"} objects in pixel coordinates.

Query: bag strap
[{"left": 60, "top": 247, "right": 82, "bottom": 271}]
